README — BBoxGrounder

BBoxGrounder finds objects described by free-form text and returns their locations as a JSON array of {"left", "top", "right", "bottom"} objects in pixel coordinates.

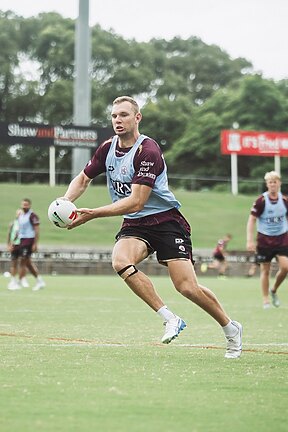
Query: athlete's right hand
[{"left": 246, "top": 241, "right": 256, "bottom": 252}]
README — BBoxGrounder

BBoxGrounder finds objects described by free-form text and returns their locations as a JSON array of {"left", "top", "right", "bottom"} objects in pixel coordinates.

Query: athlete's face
[
  {"left": 266, "top": 178, "right": 281, "bottom": 194},
  {"left": 111, "top": 101, "right": 141, "bottom": 137},
  {"left": 21, "top": 200, "right": 31, "bottom": 213}
]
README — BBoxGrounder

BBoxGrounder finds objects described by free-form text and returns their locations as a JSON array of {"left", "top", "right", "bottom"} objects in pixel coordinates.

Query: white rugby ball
[{"left": 48, "top": 199, "right": 78, "bottom": 228}]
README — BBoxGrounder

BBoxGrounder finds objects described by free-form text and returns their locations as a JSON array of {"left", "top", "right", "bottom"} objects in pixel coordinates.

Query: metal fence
[
  {"left": 0, "top": 168, "right": 72, "bottom": 184},
  {"left": 0, "top": 246, "right": 278, "bottom": 277},
  {"left": 0, "top": 168, "right": 269, "bottom": 194}
]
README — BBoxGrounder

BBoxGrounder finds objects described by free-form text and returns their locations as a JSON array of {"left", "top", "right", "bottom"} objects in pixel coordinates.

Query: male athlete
[
  {"left": 17, "top": 198, "right": 45, "bottom": 291},
  {"left": 7, "top": 209, "right": 26, "bottom": 290},
  {"left": 247, "top": 171, "right": 288, "bottom": 308},
  {"left": 209, "top": 234, "right": 232, "bottom": 277},
  {"left": 62, "top": 96, "right": 242, "bottom": 358}
]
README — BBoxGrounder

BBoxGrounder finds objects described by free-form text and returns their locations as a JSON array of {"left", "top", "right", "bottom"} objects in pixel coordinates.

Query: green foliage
[
  {"left": 166, "top": 107, "right": 227, "bottom": 175},
  {"left": 235, "top": 75, "right": 288, "bottom": 129},
  {"left": 0, "top": 11, "right": 25, "bottom": 119},
  {"left": 30, "top": 13, "right": 75, "bottom": 84},
  {"left": 0, "top": 11, "right": 253, "bottom": 127},
  {"left": 141, "top": 96, "right": 193, "bottom": 150},
  {"left": 41, "top": 80, "right": 74, "bottom": 123},
  {"left": 0, "top": 11, "right": 287, "bottom": 183},
  {"left": 166, "top": 75, "right": 288, "bottom": 178},
  {"left": 149, "top": 37, "right": 252, "bottom": 103}
]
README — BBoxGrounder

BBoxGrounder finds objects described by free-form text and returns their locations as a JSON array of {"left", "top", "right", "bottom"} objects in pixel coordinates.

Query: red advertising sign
[{"left": 221, "top": 130, "right": 288, "bottom": 156}]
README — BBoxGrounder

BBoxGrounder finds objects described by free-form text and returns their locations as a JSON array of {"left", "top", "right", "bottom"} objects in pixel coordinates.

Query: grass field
[
  {"left": 1, "top": 183, "right": 255, "bottom": 249},
  {"left": 1, "top": 274, "right": 287, "bottom": 432}
]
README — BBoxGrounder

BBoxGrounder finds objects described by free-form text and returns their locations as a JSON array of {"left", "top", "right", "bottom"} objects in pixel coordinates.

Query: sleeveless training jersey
[
  {"left": 18, "top": 210, "right": 39, "bottom": 239},
  {"left": 257, "top": 192, "right": 288, "bottom": 236},
  {"left": 84, "top": 134, "right": 190, "bottom": 229},
  {"left": 104, "top": 134, "right": 180, "bottom": 219}
]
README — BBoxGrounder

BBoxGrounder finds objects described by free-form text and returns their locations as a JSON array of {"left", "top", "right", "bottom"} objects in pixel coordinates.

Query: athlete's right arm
[
  {"left": 246, "top": 214, "right": 257, "bottom": 252},
  {"left": 63, "top": 171, "right": 92, "bottom": 202},
  {"left": 7, "top": 223, "right": 12, "bottom": 250}
]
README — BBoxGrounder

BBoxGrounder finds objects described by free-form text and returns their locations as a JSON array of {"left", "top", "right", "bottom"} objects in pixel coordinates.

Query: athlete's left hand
[{"left": 67, "top": 208, "right": 97, "bottom": 229}]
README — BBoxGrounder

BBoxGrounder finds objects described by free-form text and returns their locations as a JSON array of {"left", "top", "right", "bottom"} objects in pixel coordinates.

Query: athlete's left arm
[
  {"left": 283, "top": 195, "right": 288, "bottom": 219},
  {"left": 32, "top": 224, "right": 40, "bottom": 252},
  {"left": 30, "top": 213, "right": 40, "bottom": 251},
  {"left": 68, "top": 183, "right": 152, "bottom": 228}
]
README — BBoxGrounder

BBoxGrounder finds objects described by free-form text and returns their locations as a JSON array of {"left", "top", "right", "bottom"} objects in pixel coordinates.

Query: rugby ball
[{"left": 48, "top": 199, "right": 78, "bottom": 228}]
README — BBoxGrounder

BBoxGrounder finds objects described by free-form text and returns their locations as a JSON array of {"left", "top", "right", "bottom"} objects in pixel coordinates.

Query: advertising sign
[
  {"left": 0, "top": 122, "right": 113, "bottom": 148},
  {"left": 221, "top": 130, "right": 288, "bottom": 156}
]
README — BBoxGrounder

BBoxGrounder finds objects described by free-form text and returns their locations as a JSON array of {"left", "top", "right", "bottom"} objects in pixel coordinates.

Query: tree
[
  {"left": 149, "top": 37, "right": 252, "bottom": 104},
  {"left": 165, "top": 75, "right": 288, "bottom": 181},
  {"left": 0, "top": 10, "right": 286, "bottom": 185},
  {"left": 141, "top": 96, "right": 193, "bottom": 150}
]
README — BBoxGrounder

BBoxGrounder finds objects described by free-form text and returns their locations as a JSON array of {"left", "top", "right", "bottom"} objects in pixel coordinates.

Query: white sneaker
[
  {"left": 32, "top": 280, "right": 46, "bottom": 291},
  {"left": 269, "top": 289, "right": 280, "bottom": 307},
  {"left": 161, "top": 316, "right": 187, "bottom": 344},
  {"left": 225, "top": 321, "right": 242, "bottom": 359},
  {"left": 20, "top": 277, "right": 30, "bottom": 288},
  {"left": 8, "top": 280, "right": 21, "bottom": 291}
]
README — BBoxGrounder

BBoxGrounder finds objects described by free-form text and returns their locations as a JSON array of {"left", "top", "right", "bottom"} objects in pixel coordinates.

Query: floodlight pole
[
  {"left": 274, "top": 155, "right": 281, "bottom": 176},
  {"left": 49, "top": 145, "right": 56, "bottom": 186},
  {"left": 72, "top": 0, "right": 91, "bottom": 179},
  {"left": 231, "top": 153, "right": 238, "bottom": 195}
]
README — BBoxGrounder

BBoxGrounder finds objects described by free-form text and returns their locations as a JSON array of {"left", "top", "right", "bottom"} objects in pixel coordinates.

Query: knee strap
[{"left": 117, "top": 265, "right": 138, "bottom": 280}]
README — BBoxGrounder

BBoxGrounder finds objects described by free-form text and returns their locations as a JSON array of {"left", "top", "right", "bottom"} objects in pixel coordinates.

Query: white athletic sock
[
  {"left": 222, "top": 320, "right": 239, "bottom": 337},
  {"left": 157, "top": 306, "right": 176, "bottom": 321}
]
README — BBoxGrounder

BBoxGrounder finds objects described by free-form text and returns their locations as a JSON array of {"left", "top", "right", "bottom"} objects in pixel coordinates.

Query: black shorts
[
  {"left": 256, "top": 246, "right": 288, "bottom": 263},
  {"left": 115, "top": 220, "right": 193, "bottom": 265},
  {"left": 213, "top": 253, "right": 225, "bottom": 262},
  {"left": 18, "top": 244, "right": 33, "bottom": 258},
  {"left": 11, "top": 246, "right": 21, "bottom": 260}
]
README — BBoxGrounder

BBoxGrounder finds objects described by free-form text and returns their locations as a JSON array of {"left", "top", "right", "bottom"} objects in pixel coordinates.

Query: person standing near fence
[
  {"left": 59, "top": 95, "right": 242, "bottom": 358},
  {"left": 17, "top": 198, "right": 46, "bottom": 291},
  {"left": 7, "top": 209, "right": 29, "bottom": 290},
  {"left": 246, "top": 171, "right": 288, "bottom": 308}
]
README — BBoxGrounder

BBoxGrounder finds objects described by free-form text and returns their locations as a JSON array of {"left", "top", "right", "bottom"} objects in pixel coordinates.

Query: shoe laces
[{"left": 164, "top": 317, "right": 179, "bottom": 329}]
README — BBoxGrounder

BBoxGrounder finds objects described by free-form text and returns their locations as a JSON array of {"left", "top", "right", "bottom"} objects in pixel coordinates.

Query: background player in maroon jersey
[
  {"left": 209, "top": 234, "right": 232, "bottom": 278},
  {"left": 247, "top": 171, "right": 288, "bottom": 308}
]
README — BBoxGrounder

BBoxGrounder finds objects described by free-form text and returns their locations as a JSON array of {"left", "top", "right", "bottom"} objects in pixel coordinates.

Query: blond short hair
[
  {"left": 112, "top": 96, "right": 140, "bottom": 115},
  {"left": 264, "top": 171, "right": 281, "bottom": 182}
]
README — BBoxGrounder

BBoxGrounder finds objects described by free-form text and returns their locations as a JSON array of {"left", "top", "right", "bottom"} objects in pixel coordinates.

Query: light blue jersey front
[
  {"left": 19, "top": 210, "right": 35, "bottom": 239},
  {"left": 257, "top": 192, "right": 288, "bottom": 236},
  {"left": 105, "top": 134, "right": 181, "bottom": 219}
]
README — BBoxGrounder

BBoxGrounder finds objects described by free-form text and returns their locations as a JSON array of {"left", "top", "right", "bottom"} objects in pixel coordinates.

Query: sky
[{"left": 1, "top": 0, "right": 287, "bottom": 81}]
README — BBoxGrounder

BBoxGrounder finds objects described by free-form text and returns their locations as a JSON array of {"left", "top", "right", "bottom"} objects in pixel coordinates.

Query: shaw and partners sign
[
  {"left": 221, "top": 130, "right": 288, "bottom": 156},
  {"left": 0, "top": 122, "right": 113, "bottom": 148}
]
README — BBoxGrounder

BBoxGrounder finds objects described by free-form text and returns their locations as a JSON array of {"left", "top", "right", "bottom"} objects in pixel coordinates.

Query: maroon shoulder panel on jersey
[
  {"left": 84, "top": 139, "right": 112, "bottom": 178},
  {"left": 250, "top": 195, "right": 265, "bottom": 217},
  {"left": 131, "top": 138, "right": 164, "bottom": 188},
  {"left": 30, "top": 212, "right": 40, "bottom": 226}
]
